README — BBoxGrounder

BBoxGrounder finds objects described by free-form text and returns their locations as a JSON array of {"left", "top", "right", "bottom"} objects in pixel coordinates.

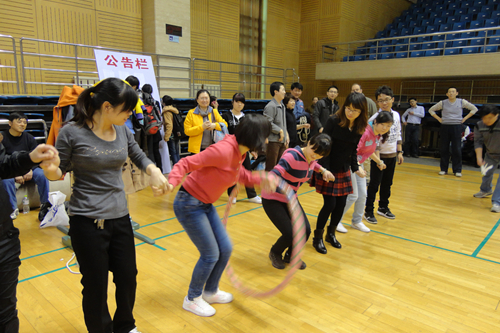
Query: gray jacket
[
  {"left": 263, "top": 98, "right": 287, "bottom": 143},
  {"left": 474, "top": 119, "right": 500, "bottom": 159}
]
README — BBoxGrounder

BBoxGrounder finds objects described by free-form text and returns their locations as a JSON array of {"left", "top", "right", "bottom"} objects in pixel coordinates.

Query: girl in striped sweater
[{"left": 262, "top": 134, "right": 334, "bottom": 270}]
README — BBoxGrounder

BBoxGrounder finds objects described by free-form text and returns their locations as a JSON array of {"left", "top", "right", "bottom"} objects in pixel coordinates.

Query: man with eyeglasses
[
  {"left": 402, "top": 97, "right": 425, "bottom": 158},
  {"left": 1, "top": 112, "right": 52, "bottom": 221},
  {"left": 364, "top": 86, "right": 404, "bottom": 224},
  {"left": 312, "top": 85, "right": 339, "bottom": 136}
]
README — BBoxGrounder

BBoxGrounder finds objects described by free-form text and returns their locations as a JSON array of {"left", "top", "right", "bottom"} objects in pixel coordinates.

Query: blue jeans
[
  {"left": 480, "top": 153, "right": 500, "bottom": 206},
  {"left": 173, "top": 190, "right": 232, "bottom": 300},
  {"left": 167, "top": 139, "right": 180, "bottom": 165},
  {"left": 2, "top": 168, "right": 50, "bottom": 210},
  {"left": 342, "top": 168, "right": 367, "bottom": 224}
]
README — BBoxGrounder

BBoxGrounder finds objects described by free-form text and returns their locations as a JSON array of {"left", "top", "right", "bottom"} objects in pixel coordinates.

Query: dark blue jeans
[
  {"left": 173, "top": 190, "right": 232, "bottom": 300},
  {"left": 439, "top": 124, "right": 462, "bottom": 173},
  {"left": 2, "top": 167, "right": 49, "bottom": 210},
  {"left": 167, "top": 139, "right": 180, "bottom": 165}
]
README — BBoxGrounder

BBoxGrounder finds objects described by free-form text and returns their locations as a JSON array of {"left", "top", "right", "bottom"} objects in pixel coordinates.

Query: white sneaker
[
  {"left": 247, "top": 196, "right": 262, "bottom": 204},
  {"left": 129, "top": 328, "right": 142, "bottom": 333},
  {"left": 351, "top": 222, "right": 370, "bottom": 233},
  {"left": 455, "top": 172, "right": 462, "bottom": 177},
  {"left": 183, "top": 296, "right": 216, "bottom": 316},
  {"left": 232, "top": 197, "right": 237, "bottom": 204},
  {"left": 492, "top": 204, "right": 500, "bottom": 213},
  {"left": 438, "top": 171, "right": 447, "bottom": 175},
  {"left": 336, "top": 223, "right": 348, "bottom": 233},
  {"left": 10, "top": 208, "right": 19, "bottom": 220},
  {"left": 202, "top": 289, "right": 234, "bottom": 304}
]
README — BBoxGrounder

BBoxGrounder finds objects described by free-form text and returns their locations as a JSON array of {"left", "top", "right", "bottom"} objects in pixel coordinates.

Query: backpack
[
  {"left": 171, "top": 111, "right": 186, "bottom": 139},
  {"left": 141, "top": 92, "right": 162, "bottom": 135}
]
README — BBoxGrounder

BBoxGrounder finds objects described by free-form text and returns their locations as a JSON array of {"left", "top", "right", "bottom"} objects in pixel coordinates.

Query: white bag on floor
[{"left": 40, "top": 191, "right": 69, "bottom": 228}]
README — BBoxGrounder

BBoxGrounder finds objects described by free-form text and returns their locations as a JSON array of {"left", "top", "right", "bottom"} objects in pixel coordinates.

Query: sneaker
[
  {"left": 202, "top": 289, "right": 233, "bottom": 304},
  {"left": 492, "top": 204, "right": 500, "bottom": 213},
  {"left": 455, "top": 172, "right": 462, "bottom": 177},
  {"left": 247, "top": 195, "right": 262, "bottom": 204},
  {"left": 364, "top": 212, "right": 378, "bottom": 224},
  {"left": 129, "top": 328, "right": 142, "bottom": 333},
  {"left": 269, "top": 250, "right": 285, "bottom": 269},
  {"left": 232, "top": 197, "right": 237, "bottom": 204},
  {"left": 351, "top": 222, "right": 370, "bottom": 233},
  {"left": 474, "top": 191, "right": 493, "bottom": 198},
  {"left": 336, "top": 223, "right": 348, "bottom": 233},
  {"left": 10, "top": 208, "right": 19, "bottom": 220},
  {"left": 38, "top": 202, "right": 52, "bottom": 222},
  {"left": 377, "top": 207, "right": 396, "bottom": 219},
  {"left": 182, "top": 296, "right": 216, "bottom": 317},
  {"left": 438, "top": 171, "right": 447, "bottom": 175}
]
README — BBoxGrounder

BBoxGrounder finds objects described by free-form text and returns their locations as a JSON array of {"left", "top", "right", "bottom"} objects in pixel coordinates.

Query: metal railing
[
  {"left": 0, "top": 36, "right": 297, "bottom": 99},
  {"left": 322, "top": 26, "right": 500, "bottom": 62},
  {"left": 0, "top": 34, "right": 20, "bottom": 94}
]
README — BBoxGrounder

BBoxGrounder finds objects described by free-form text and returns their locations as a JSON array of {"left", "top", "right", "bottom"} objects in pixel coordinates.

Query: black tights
[{"left": 315, "top": 195, "right": 348, "bottom": 233}]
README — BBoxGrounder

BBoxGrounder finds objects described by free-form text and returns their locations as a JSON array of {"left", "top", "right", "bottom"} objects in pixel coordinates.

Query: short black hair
[
  {"left": 408, "top": 97, "right": 417, "bottom": 102},
  {"left": 232, "top": 93, "right": 245, "bottom": 104},
  {"left": 210, "top": 95, "right": 217, "bottom": 103},
  {"left": 375, "top": 85, "right": 394, "bottom": 99},
  {"left": 327, "top": 85, "right": 338, "bottom": 92},
  {"left": 447, "top": 86, "right": 458, "bottom": 93},
  {"left": 478, "top": 104, "right": 500, "bottom": 118},
  {"left": 309, "top": 133, "right": 332, "bottom": 157},
  {"left": 162, "top": 95, "right": 174, "bottom": 106},
  {"left": 283, "top": 92, "right": 295, "bottom": 108},
  {"left": 9, "top": 112, "right": 27, "bottom": 122},
  {"left": 142, "top": 84, "right": 153, "bottom": 94},
  {"left": 270, "top": 81, "right": 284, "bottom": 97},
  {"left": 125, "top": 75, "right": 140, "bottom": 89},
  {"left": 291, "top": 82, "right": 303, "bottom": 91},
  {"left": 234, "top": 114, "right": 272, "bottom": 151}
]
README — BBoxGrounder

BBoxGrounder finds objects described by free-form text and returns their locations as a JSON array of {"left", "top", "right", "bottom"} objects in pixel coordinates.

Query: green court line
[
  {"left": 21, "top": 246, "right": 69, "bottom": 261},
  {"left": 472, "top": 217, "right": 500, "bottom": 257}
]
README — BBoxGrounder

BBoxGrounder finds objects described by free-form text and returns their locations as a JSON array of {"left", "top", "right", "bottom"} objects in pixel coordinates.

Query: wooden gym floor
[{"left": 14, "top": 161, "right": 500, "bottom": 332}]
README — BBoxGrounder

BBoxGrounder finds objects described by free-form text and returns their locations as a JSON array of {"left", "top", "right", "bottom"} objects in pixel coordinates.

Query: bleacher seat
[
  {"left": 444, "top": 48, "right": 461, "bottom": 55},
  {"left": 448, "top": 3, "right": 459, "bottom": 10},
  {"left": 425, "top": 50, "right": 441, "bottom": 56},
  {"left": 487, "top": 0, "right": 499, "bottom": 5},
  {"left": 356, "top": 48, "right": 367, "bottom": 55},
  {"left": 453, "top": 22, "right": 467, "bottom": 30},
  {"left": 386, "top": 23, "right": 395, "bottom": 31},
  {"left": 439, "top": 24, "right": 453, "bottom": 32},
  {"left": 397, "top": 22, "right": 409, "bottom": 29},
  {"left": 429, "top": 12, "right": 439, "bottom": 20},
  {"left": 485, "top": 18, "right": 499, "bottom": 26},
  {"left": 389, "top": 29, "right": 399, "bottom": 37},
  {"left": 443, "top": 9, "right": 455, "bottom": 17},
  {"left": 354, "top": 55, "right": 366, "bottom": 61},
  {"left": 426, "top": 25, "right": 438, "bottom": 34},
  {"left": 368, "top": 54, "right": 377, "bottom": 60},
  {"left": 491, "top": 11, "right": 500, "bottom": 18},
  {"left": 422, "top": 42, "right": 436, "bottom": 49},
  {"left": 462, "top": 46, "right": 480, "bottom": 53},
  {"left": 454, "top": 8, "right": 468, "bottom": 16},
  {"left": 462, "top": 1, "right": 475, "bottom": 8},
  {"left": 380, "top": 46, "right": 394, "bottom": 53},
  {"left": 461, "top": 31, "right": 476, "bottom": 41},
  {"left": 394, "top": 16, "right": 403, "bottom": 24},
  {"left": 453, "top": 40, "right": 467, "bottom": 47},
  {"left": 342, "top": 56, "right": 355, "bottom": 62},
  {"left": 378, "top": 53, "right": 394, "bottom": 60},
  {"left": 488, "top": 36, "right": 500, "bottom": 44},
  {"left": 421, "top": 19, "right": 432, "bottom": 27},
  {"left": 395, "top": 45, "right": 408, "bottom": 52},
  {"left": 369, "top": 47, "right": 377, "bottom": 54},
  {"left": 474, "top": 0, "right": 486, "bottom": 6},
  {"left": 434, "top": 17, "right": 445, "bottom": 25},
  {"left": 413, "top": 26, "right": 425, "bottom": 34},
  {"left": 409, "top": 43, "right": 422, "bottom": 51},
  {"left": 468, "top": 6, "right": 482, "bottom": 15},
  {"left": 401, "top": 28, "right": 411, "bottom": 36},
  {"left": 411, "top": 51, "right": 425, "bottom": 57},
  {"left": 448, "top": 32, "right": 461, "bottom": 40},
  {"left": 470, "top": 37, "right": 486, "bottom": 45},
  {"left": 476, "top": 12, "right": 490, "bottom": 20},
  {"left": 481, "top": 5, "right": 494, "bottom": 11},
  {"left": 470, "top": 20, "right": 485, "bottom": 28},
  {"left": 375, "top": 31, "right": 385, "bottom": 39},
  {"left": 447, "top": 15, "right": 461, "bottom": 24},
  {"left": 409, "top": 21, "right": 419, "bottom": 28},
  {"left": 435, "top": 4, "right": 446, "bottom": 11},
  {"left": 461, "top": 14, "right": 473, "bottom": 21},
  {"left": 417, "top": 13, "right": 427, "bottom": 21},
  {"left": 481, "top": 45, "right": 499, "bottom": 52}
]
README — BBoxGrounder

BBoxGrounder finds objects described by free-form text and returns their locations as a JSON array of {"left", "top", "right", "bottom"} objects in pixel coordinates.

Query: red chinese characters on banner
[
  {"left": 121, "top": 57, "right": 134, "bottom": 69},
  {"left": 135, "top": 58, "right": 149, "bottom": 70},
  {"left": 104, "top": 55, "right": 118, "bottom": 67}
]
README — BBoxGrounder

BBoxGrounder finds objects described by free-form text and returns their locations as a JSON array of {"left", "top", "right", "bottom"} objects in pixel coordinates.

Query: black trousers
[
  {"left": 262, "top": 199, "right": 311, "bottom": 255},
  {"left": 0, "top": 227, "right": 20, "bottom": 333},
  {"left": 365, "top": 157, "right": 397, "bottom": 214},
  {"left": 227, "top": 153, "right": 257, "bottom": 199},
  {"left": 404, "top": 124, "right": 420, "bottom": 156},
  {"left": 439, "top": 124, "right": 462, "bottom": 173},
  {"left": 316, "top": 195, "right": 348, "bottom": 233},
  {"left": 69, "top": 214, "right": 137, "bottom": 333}
]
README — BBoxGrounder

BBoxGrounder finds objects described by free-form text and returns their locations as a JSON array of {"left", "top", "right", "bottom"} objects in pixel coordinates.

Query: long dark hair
[
  {"left": 235, "top": 114, "right": 272, "bottom": 151},
  {"left": 336, "top": 92, "right": 368, "bottom": 135},
  {"left": 72, "top": 78, "right": 138, "bottom": 128},
  {"left": 373, "top": 111, "right": 393, "bottom": 144}
]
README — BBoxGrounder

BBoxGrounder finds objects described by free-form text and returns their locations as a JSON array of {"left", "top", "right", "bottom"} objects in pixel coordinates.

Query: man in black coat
[{"left": 312, "top": 85, "right": 339, "bottom": 136}]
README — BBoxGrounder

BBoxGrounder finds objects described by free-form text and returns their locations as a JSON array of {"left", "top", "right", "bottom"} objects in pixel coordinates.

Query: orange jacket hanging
[{"left": 46, "top": 85, "right": 84, "bottom": 145}]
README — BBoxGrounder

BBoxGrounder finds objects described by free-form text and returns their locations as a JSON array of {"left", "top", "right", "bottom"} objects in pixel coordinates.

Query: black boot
[
  {"left": 269, "top": 249, "right": 285, "bottom": 269},
  {"left": 284, "top": 249, "right": 307, "bottom": 269},
  {"left": 325, "top": 226, "right": 342, "bottom": 249},
  {"left": 312, "top": 229, "right": 327, "bottom": 254}
]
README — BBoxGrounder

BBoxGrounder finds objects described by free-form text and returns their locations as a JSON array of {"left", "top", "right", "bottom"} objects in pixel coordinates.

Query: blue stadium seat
[
  {"left": 421, "top": 19, "right": 432, "bottom": 26},
  {"left": 461, "top": 31, "right": 476, "bottom": 42},
  {"left": 474, "top": 0, "right": 486, "bottom": 6},
  {"left": 393, "top": 16, "right": 403, "bottom": 24},
  {"left": 425, "top": 50, "right": 441, "bottom": 56},
  {"left": 422, "top": 42, "right": 436, "bottom": 49},
  {"left": 491, "top": 11, "right": 500, "bottom": 19},
  {"left": 460, "top": 14, "right": 473, "bottom": 21},
  {"left": 354, "top": 55, "right": 367, "bottom": 61},
  {"left": 448, "top": 32, "right": 462, "bottom": 40},
  {"left": 429, "top": 12, "right": 439, "bottom": 20},
  {"left": 461, "top": 1, "right": 475, "bottom": 8},
  {"left": 342, "top": 56, "right": 355, "bottom": 62},
  {"left": 395, "top": 38, "right": 410, "bottom": 44},
  {"left": 481, "top": 45, "right": 499, "bottom": 52},
  {"left": 488, "top": 36, "right": 500, "bottom": 44},
  {"left": 426, "top": 25, "right": 438, "bottom": 34},
  {"left": 375, "top": 31, "right": 385, "bottom": 39},
  {"left": 435, "top": 4, "right": 446, "bottom": 11},
  {"left": 378, "top": 53, "right": 394, "bottom": 60},
  {"left": 476, "top": 12, "right": 490, "bottom": 20},
  {"left": 470, "top": 37, "right": 486, "bottom": 46},
  {"left": 408, "top": 21, "right": 419, "bottom": 28},
  {"left": 444, "top": 48, "right": 461, "bottom": 55},
  {"left": 386, "top": 23, "right": 395, "bottom": 31},
  {"left": 380, "top": 46, "right": 394, "bottom": 53},
  {"left": 413, "top": 26, "right": 425, "bottom": 34},
  {"left": 448, "top": 3, "right": 459, "bottom": 10},
  {"left": 462, "top": 46, "right": 480, "bottom": 53},
  {"left": 400, "top": 28, "right": 411, "bottom": 36},
  {"left": 397, "top": 22, "right": 409, "bottom": 29},
  {"left": 417, "top": 13, "right": 428, "bottom": 21},
  {"left": 356, "top": 48, "right": 367, "bottom": 55},
  {"left": 477, "top": 31, "right": 487, "bottom": 37},
  {"left": 369, "top": 47, "right": 377, "bottom": 54},
  {"left": 432, "top": 34, "right": 445, "bottom": 41},
  {"left": 433, "top": 17, "right": 445, "bottom": 25},
  {"left": 488, "top": 0, "right": 499, "bottom": 5},
  {"left": 485, "top": 18, "right": 500, "bottom": 26},
  {"left": 410, "top": 51, "right": 425, "bottom": 57},
  {"left": 453, "top": 22, "right": 467, "bottom": 30},
  {"left": 389, "top": 29, "right": 399, "bottom": 37},
  {"left": 447, "top": 15, "right": 461, "bottom": 23},
  {"left": 468, "top": 6, "right": 482, "bottom": 15},
  {"left": 395, "top": 52, "right": 408, "bottom": 58},
  {"left": 395, "top": 45, "right": 408, "bottom": 52},
  {"left": 454, "top": 8, "right": 467, "bottom": 15},
  {"left": 470, "top": 20, "right": 485, "bottom": 28},
  {"left": 439, "top": 24, "right": 453, "bottom": 32},
  {"left": 481, "top": 5, "right": 494, "bottom": 12},
  {"left": 368, "top": 54, "right": 377, "bottom": 60},
  {"left": 443, "top": 9, "right": 455, "bottom": 17},
  {"left": 453, "top": 40, "right": 467, "bottom": 48},
  {"left": 409, "top": 43, "right": 422, "bottom": 50}
]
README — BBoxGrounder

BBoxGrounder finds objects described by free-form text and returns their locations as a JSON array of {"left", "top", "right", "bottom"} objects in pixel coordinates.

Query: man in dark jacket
[
  {"left": 0, "top": 142, "right": 59, "bottom": 333},
  {"left": 312, "top": 85, "right": 339, "bottom": 136}
]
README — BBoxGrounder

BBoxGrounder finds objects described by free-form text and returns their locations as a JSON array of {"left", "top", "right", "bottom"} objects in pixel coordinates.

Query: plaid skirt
[{"left": 310, "top": 169, "right": 353, "bottom": 196}]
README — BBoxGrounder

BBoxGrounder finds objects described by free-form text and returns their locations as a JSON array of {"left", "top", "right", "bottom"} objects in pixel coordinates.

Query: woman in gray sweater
[{"left": 44, "top": 78, "right": 168, "bottom": 333}]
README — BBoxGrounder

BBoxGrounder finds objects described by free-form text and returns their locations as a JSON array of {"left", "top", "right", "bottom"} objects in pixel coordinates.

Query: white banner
[{"left": 93, "top": 49, "right": 161, "bottom": 103}]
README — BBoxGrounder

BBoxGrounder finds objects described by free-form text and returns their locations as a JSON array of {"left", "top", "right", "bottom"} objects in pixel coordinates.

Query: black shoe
[
  {"left": 377, "top": 207, "right": 396, "bottom": 219},
  {"left": 324, "top": 230, "right": 341, "bottom": 249},
  {"left": 38, "top": 202, "right": 52, "bottom": 222},
  {"left": 283, "top": 250, "right": 306, "bottom": 269},
  {"left": 364, "top": 212, "right": 378, "bottom": 224},
  {"left": 269, "top": 250, "right": 285, "bottom": 269},
  {"left": 312, "top": 229, "right": 327, "bottom": 254}
]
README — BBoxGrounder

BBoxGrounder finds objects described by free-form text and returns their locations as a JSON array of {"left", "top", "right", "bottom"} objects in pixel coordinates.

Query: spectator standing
[{"left": 402, "top": 97, "right": 425, "bottom": 158}]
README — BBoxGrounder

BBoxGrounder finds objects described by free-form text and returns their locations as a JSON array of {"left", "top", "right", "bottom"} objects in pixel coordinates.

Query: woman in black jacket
[{"left": 310, "top": 93, "right": 368, "bottom": 253}]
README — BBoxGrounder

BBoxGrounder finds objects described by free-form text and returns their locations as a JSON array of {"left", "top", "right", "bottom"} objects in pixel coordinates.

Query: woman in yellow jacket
[{"left": 185, "top": 90, "right": 227, "bottom": 154}]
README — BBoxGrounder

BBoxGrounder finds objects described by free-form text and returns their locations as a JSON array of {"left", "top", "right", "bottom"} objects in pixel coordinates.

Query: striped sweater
[{"left": 262, "top": 146, "right": 321, "bottom": 203}]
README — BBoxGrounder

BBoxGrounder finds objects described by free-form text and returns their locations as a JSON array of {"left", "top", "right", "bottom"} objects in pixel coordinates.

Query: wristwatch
[{"left": 397, "top": 151, "right": 403, "bottom": 154}]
